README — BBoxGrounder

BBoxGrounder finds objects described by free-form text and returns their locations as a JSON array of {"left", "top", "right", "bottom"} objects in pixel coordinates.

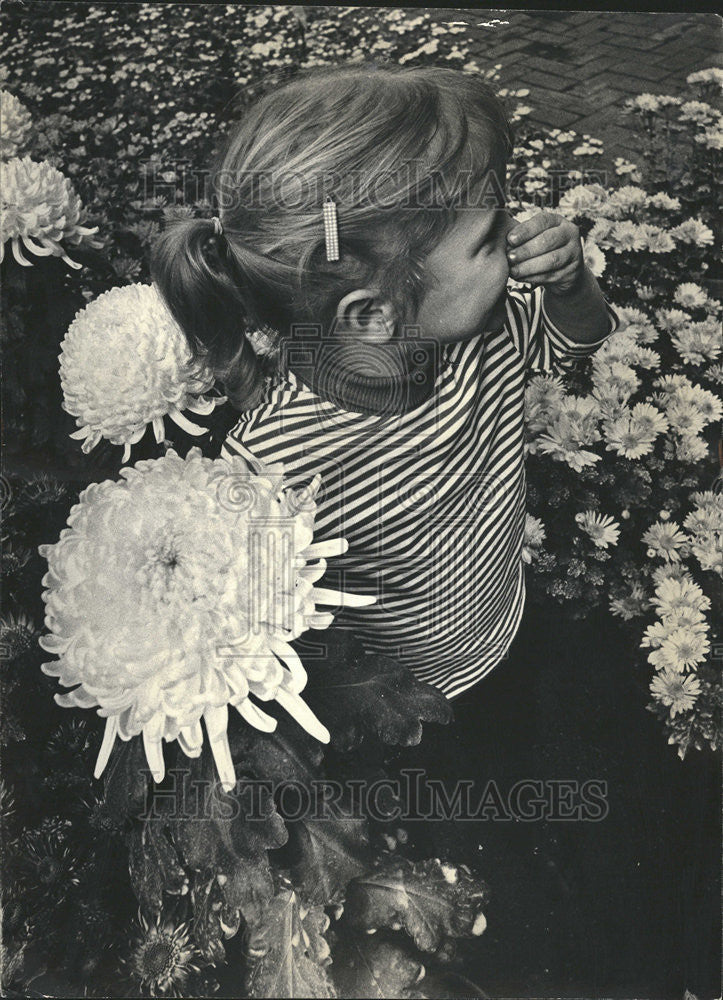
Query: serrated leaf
[
  {"left": 289, "top": 813, "right": 371, "bottom": 907},
  {"left": 244, "top": 887, "right": 336, "bottom": 999},
  {"left": 301, "top": 630, "right": 453, "bottom": 751},
  {"left": 331, "top": 935, "right": 426, "bottom": 1000},
  {"left": 230, "top": 714, "right": 325, "bottom": 784},
  {"left": 168, "top": 747, "right": 287, "bottom": 873},
  {"left": 128, "top": 821, "right": 187, "bottom": 918},
  {"left": 166, "top": 746, "right": 287, "bottom": 941},
  {"left": 344, "top": 857, "right": 489, "bottom": 953}
]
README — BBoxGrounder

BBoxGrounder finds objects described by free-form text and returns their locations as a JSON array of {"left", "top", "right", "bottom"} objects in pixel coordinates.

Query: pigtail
[{"left": 150, "top": 217, "right": 264, "bottom": 412}]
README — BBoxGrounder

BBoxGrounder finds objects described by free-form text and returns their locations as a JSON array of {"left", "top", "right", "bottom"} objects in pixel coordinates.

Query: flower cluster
[
  {"left": 59, "top": 283, "right": 224, "bottom": 462},
  {"left": 516, "top": 75, "right": 721, "bottom": 757},
  {"left": 38, "top": 448, "right": 375, "bottom": 791}
]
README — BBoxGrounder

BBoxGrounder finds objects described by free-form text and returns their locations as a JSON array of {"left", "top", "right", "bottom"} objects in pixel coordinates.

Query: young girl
[{"left": 151, "top": 65, "right": 618, "bottom": 700}]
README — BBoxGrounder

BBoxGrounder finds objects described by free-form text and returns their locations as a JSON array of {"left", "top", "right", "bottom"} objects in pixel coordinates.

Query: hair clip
[
  {"left": 323, "top": 196, "right": 339, "bottom": 261},
  {"left": 212, "top": 216, "right": 224, "bottom": 237}
]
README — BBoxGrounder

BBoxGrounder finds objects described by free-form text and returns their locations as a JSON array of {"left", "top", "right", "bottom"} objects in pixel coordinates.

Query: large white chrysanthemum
[
  {"left": 60, "top": 284, "right": 225, "bottom": 462},
  {"left": 38, "top": 448, "right": 375, "bottom": 791},
  {"left": 0, "top": 91, "right": 33, "bottom": 160},
  {"left": 0, "top": 156, "right": 100, "bottom": 268}
]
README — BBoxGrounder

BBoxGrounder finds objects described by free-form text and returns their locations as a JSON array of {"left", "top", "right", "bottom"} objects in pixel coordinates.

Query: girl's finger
[
  {"left": 506, "top": 224, "right": 570, "bottom": 264},
  {"left": 509, "top": 245, "right": 578, "bottom": 278},
  {"left": 512, "top": 262, "right": 580, "bottom": 288},
  {"left": 507, "top": 211, "right": 558, "bottom": 247}
]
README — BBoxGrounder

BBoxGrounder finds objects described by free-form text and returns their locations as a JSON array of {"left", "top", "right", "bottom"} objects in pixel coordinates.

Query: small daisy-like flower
[
  {"left": 646, "top": 192, "right": 681, "bottom": 211},
  {"left": 0, "top": 610, "right": 41, "bottom": 661},
  {"left": 125, "top": 912, "right": 200, "bottom": 998},
  {"left": 669, "top": 217, "right": 715, "bottom": 246},
  {"left": 606, "top": 185, "right": 648, "bottom": 218},
  {"left": 1, "top": 156, "right": 100, "bottom": 268},
  {"left": 617, "top": 307, "right": 659, "bottom": 344},
  {"left": 581, "top": 238, "right": 606, "bottom": 277},
  {"left": 653, "top": 627, "right": 710, "bottom": 671},
  {"left": 642, "top": 520, "right": 688, "bottom": 561},
  {"left": 664, "top": 606, "right": 710, "bottom": 632},
  {"left": 639, "top": 224, "right": 675, "bottom": 253},
  {"left": 603, "top": 414, "right": 656, "bottom": 459},
  {"left": 650, "top": 668, "right": 701, "bottom": 716},
  {"left": 686, "top": 67, "right": 723, "bottom": 88},
  {"left": 675, "top": 433, "right": 709, "bottom": 463},
  {"left": 652, "top": 575, "right": 711, "bottom": 616},
  {"left": 626, "top": 93, "right": 662, "bottom": 113},
  {"left": 557, "top": 183, "right": 609, "bottom": 219},
  {"left": 629, "top": 402, "right": 668, "bottom": 437},
  {"left": 655, "top": 308, "right": 691, "bottom": 332},
  {"left": 609, "top": 220, "right": 647, "bottom": 252},
  {"left": 60, "top": 284, "right": 224, "bottom": 463},
  {"left": 678, "top": 99, "right": 720, "bottom": 124},
  {"left": 536, "top": 432, "right": 601, "bottom": 471},
  {"left": 691, "top": 388, "right": 722, "bottom": 423},
  {"left": 591, "top": 359, "right": 640, "bottom": 403},
  {"left": 674, "top": 282, "right": 708, "bottom": 310},
  {"left": 691, "top": 536, "right": 723, "bottom": 575},
  {"left": 587, "top": 218, "right": 615, "bottom": 247},
  {"left": 18, "top": 827, "right": 81, "bottom": 904},
  {"left": 664, "top": 400, "right": 707, "bottom": 437},
  {"left": 694, "top": 126, "right": 723, "bottom": 150},
  {"left": 0, "top": 91, "right": 33, "bottom": 159},
  {"left": 610, "top": 584, "right": 649, "bottom": 620},
  {"left": 641, "top": 619, "right": 673, "bottom": 648},
  {"left": 575, "top": 510, "right": 620, "bottom": 548},
  {"left": 614, "top": 157, "right": 642, "bottom": 181},
  {"left": 671, "top": 322, "right": 722, "bottom": 365}
]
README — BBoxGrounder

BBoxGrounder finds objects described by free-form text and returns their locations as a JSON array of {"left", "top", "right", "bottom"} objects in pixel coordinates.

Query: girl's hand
[{"left": 506, "top": 212, "right": 585, "bottom": 295}]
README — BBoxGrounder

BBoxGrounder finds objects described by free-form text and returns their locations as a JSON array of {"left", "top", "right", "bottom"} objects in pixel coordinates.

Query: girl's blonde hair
[{"left": 151, "top": 64, "right": 513, "bottom": 410}]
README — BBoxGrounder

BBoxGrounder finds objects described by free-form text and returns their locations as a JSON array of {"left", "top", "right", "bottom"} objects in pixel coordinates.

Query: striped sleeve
[{"left": 506, "top": 286, "right": 619, "bottom": 374}]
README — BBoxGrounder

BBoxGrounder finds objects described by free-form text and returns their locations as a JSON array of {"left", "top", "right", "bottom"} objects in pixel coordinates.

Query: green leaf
[
  {"left": 343, "top": 857, "right": 489, "bottom": 953},
  {"left": 301, "top": 630, "right": 453, "bottom": 751},
  {"left": 244, "top": 885, "right": 336, "bottom": 999}
]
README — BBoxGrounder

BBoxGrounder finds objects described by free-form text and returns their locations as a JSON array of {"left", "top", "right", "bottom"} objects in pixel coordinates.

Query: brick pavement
[{"left": 437, "top": 10, "right": 722, "bottom": 167}]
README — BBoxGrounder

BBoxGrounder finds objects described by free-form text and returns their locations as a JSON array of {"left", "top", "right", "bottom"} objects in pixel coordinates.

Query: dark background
[{"left": 388, "top": 600, "right": 721, "bottom": 999}]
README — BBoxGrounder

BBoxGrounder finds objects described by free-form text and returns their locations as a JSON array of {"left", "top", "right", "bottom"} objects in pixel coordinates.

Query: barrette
[
  {"left": 323, "top": 196, "right": 339, "bottom": 262},
  {"left": 212, "top": 216, "right": 224, "bottom": 237}
]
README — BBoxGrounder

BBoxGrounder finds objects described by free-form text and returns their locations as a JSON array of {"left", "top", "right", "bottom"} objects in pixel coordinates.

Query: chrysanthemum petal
[
  {"left": 94, "top": 717, "right": 119, "bottom": 779},
  {"left": 267, "top": 637, "right": 307, "bottom": 693},
  {"left": 234, "top": 697, "right": 278, "bottom": 733},
  {"left": 167, "top": 408, "right": 208, "bottom": 436},
  {"left": 143, "top": 724, "right": 166, "bottom": 784},
  {"left": 178, "top": 721, "right": 203, "bottom": 758},
  {"left": 275, "top": 688, "right": 330, "bottom": 743},
  {"left": 302, "top": 539, "right": 349, "bottom": 560},
  {"left": 203, "top": 705, "right": 235, "bottom": 792},
  {"left": 311, "top": 587, "right": 377, "bottom": 608}
]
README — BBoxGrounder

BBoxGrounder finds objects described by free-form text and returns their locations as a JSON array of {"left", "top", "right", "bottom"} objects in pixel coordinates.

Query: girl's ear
[{"left": 335, "top": 288, "right": 396, "bottom": 343}]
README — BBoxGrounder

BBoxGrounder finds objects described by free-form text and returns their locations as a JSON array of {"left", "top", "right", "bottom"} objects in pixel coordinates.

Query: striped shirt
[{"left": 222, "top": 287, "right": 619, "bottom": 698}]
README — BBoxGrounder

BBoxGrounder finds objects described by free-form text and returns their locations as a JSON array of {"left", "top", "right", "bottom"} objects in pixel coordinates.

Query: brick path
[{"left": 440, "top": 10, "right": 722, "bottom": 166}]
